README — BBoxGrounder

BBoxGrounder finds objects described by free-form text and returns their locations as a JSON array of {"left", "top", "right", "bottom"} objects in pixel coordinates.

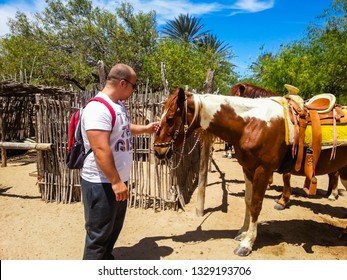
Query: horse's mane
[
  {"left": 230, "top": 83, "right": 280, "bottom": 98},
  {"left": 164, "top": 88, "right": 191, "bottom": 112}
]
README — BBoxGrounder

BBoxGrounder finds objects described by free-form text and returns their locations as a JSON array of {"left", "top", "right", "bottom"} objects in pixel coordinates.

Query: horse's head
[{"left": 153, "top": 88, "right": 198, "bottom": 160}]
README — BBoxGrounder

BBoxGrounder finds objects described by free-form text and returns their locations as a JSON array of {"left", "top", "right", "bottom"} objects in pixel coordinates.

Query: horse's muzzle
[{"left": 153, "top": 147, "right": 173, "bottom": 160}]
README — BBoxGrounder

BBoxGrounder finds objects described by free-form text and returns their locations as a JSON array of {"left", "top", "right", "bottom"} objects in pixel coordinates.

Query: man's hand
[
  {"left": 112, "top": 181, "right": 129, "bottom": 201},
  {"left": 146, "top": 122, "right": 160, "bottom": 133}
]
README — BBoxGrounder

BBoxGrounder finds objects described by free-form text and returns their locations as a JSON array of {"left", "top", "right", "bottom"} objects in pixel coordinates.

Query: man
[{"left": 80, "top": 63, "right": 159, "bottom": 259}]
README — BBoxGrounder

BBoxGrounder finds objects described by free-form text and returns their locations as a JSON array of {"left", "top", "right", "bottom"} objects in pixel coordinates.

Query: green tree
[
  {"left": 307, "top": 0, "right": 347, "bottom": 102},
  {"left": 196, "top": 33, "right": 231, "bottom": 56},
  {"left": 251, "top": 42, "right": 324, "bottom": 98},
  {"left": 0, "top": 1, "right": 236, "bottom": 92},
  {"left": 0, "top": 0, "right": 158, "bottom": 89},
  {"left": 158, "top": 13, "right": 236, "bottom": 93},
  {"left": 0, "top": 12, "right": 46, "bottom": 83},
  {"left": 250, "top": 0, "right": 347, "bottom": 103},
  {"left": 142, "top": 38, "right": 236, "bottom": 92}
]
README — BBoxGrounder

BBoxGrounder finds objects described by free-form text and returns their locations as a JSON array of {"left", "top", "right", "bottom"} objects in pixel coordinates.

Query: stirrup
[{"left": 303, "top": 149, "right": 318, "bottom": 196}]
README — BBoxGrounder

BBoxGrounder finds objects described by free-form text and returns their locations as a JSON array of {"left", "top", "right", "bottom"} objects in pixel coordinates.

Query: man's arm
[
  {"left": 130, "top": 122, "right": 159, "bottom": 135},
  {"left": 86, "top": 129, "right": 128, "bottom": 201}
]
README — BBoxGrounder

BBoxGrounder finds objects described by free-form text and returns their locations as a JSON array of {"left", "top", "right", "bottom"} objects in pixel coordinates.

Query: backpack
[{"left": 66, "top": 97, "right": 116, "bottom": 169}]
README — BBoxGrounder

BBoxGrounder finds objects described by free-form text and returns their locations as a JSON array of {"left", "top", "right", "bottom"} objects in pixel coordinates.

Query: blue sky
[{"left": 0, "top": 0, "right": 332, "bottom": 76}]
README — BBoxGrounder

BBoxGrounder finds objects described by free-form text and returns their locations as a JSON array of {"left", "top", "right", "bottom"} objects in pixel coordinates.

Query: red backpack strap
[
  {"left": 67, "top": 111, "right": 79, "bottom": 152},
  {"left": 88, "top": 97, "right": 116, "bottom": 128}
]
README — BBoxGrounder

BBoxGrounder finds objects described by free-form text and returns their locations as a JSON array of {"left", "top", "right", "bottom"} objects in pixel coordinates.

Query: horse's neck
[
  {"left": 192, "top": 94, "right": 201, "bottom": 127},
  {"left": 196, "top": 94, "right": 242, "bottom": 134}
]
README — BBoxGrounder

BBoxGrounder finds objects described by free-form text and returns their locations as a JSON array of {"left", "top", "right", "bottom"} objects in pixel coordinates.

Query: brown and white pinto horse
[
  {"left": 153, "top": 88, "right": 347, "bottom": 256},
  {"left": 231, "top": 83, "right": 341, "bottom": 209}
]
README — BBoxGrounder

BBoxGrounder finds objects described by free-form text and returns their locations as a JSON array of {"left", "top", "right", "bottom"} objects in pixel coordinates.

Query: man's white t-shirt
[{"left": 80, "top": 92, "right": 133, "bottom": 183}]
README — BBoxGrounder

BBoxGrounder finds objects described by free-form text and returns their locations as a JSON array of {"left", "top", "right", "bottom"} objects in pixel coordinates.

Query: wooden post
[
  {"left": 203, "top": 69, "right": 215, "bottom": 94},
  {"left": 196, "top": 69, "right": 216, "bottom": 215},
  {"left": 161, "top": 62, "right": 169, "bottom": 96},
  {"left": 35, "top": 94, "right": 43, "bottom": 189},
  {"left": 196, "top": 132, "right": 213, "bottom": 216},
  {"left": 0, "top": 142, "right": 52, "bottom": 150},
  {"left": 0, "top": 142, "right": 52, "bottom": 167},
  {"left": 203, "top": 69, "right": 215, "bottom": 173},
  {"left": 0, "top": 113, "right": 6, "bottom": 167},
  {"left": 1, "top": 148, "right": 6, "bottom": 167},
  {"left": 97, "top": 60, "right": 106, "bottom": 90}
]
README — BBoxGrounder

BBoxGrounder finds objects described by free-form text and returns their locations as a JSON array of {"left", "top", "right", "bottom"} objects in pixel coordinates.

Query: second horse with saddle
[{"left": 281, "top": 85, "right": 347, "bottom": 196}]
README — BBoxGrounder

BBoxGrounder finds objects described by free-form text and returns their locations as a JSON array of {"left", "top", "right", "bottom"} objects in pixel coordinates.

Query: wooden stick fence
[
  {"left": 126, "top": 85, "right": 201, "bottom": 211},
  {"left": 1, "top": 80, "right": 202, "bottom": 211}
]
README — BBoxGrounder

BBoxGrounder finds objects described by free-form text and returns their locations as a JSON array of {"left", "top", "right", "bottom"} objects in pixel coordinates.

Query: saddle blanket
[
  {"left": 304, "top": 109, "right": 347, "bottom": 146},
  {"left": 271, "top": 96, "right": 347, "bottom": 147}
]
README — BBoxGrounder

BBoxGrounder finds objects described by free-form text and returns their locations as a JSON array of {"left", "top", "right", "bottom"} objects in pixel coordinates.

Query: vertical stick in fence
[
  {"left": 196, "top": 132, "right": 213, "bottom": 217},
  {"left": 0, "top": 109, "right": 7, "bottom": 167}
]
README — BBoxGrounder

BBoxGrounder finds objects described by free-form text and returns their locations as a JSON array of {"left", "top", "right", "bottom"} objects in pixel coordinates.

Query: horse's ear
[
  {"left": 170, "top": 88, "right": 179, "bottom": 95},
  {"left": 177, "top": 88, "right": 186, "bottom": 104},
  {"left": 239, "top": 84, "right": 246, "bottom": 97}
]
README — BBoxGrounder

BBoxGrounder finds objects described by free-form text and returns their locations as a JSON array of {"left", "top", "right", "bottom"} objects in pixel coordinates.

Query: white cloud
[
  {"left": 123, "top": 0, "right": 223, "bottom": 24},
  {"left": 0, "top": 0, "right": 47, "bottom": 36},
  {"left": 114, "top": 0, "right": 275, "bottom": 24},
  {"left": 0, "top": 0, "right": 275, "bottom": 36},
  {"left": 228, "top": 0, "right": 275, "bottom": 15},
  {"left": 0, "top": 4, "right": 22, "bottom": 36}
]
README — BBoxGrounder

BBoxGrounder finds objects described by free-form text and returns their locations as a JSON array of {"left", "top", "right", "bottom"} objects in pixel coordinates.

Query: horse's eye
[{"left": 166, "top": 118, "right": 174, "bottom": 127}]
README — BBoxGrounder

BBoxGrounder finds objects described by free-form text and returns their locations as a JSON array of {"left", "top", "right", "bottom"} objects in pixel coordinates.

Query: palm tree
[
  {"left": 162, "top": 14, "right": 231, "bottom": 56},
  {"left": 161, "top": 13, "right": 208, "bottom": 43},
  {"left": 197, "top": 33, "right": 232, "bottom": 56}
]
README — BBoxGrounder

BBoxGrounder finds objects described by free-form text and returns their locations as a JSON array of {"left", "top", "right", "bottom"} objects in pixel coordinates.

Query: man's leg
[
  {"left": 104, "top": 200, "right": 127, "bottom": 259},
  {"left": 81, "top": 179, "right": 117, "bottom": 260}
]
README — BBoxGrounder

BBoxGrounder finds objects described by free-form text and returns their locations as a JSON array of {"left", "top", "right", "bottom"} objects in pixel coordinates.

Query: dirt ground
[{"left": 0, "top": 148, "right": 346, "bottom": 260}]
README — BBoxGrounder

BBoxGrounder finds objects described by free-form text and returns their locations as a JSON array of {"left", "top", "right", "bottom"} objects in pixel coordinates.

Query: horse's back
[{"left": 202, "top": 94, "right": 286, "bottom": 124}]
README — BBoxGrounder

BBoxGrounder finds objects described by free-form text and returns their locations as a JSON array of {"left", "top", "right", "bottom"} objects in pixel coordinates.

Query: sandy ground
[{"left": 0, "top": 148, "right": 346, "bottom": 260}]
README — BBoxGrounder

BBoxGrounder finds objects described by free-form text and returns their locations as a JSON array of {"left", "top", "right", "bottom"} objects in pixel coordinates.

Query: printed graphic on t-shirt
[{"left": 115, "top": 112, "right": 133, "bottom": 152}]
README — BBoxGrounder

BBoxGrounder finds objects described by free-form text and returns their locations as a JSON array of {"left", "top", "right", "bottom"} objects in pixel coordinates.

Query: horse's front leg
[
  {"left": 234, "top": 172, "right": 251, "bottom": 241},
  {"left": 234, "top": 167, "right": 269, "bottom": 257}
]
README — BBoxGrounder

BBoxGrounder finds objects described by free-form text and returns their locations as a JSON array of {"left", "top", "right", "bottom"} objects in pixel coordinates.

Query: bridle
[{"left": 154, "top": 93, "right": 202, "bottom": 169}]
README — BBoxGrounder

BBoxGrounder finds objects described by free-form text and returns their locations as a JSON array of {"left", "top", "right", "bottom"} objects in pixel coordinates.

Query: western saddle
[{"left": 284, "top": 84, "right": 346, "bottom": 196}]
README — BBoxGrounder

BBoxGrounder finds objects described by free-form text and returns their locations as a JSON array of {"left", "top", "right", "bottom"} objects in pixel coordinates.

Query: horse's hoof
[
  {"left": 234, "top": 232, "right": 244, "bottom": 241},
  {"left": 274, "top": 203, "right": 286, "bottom": 210},
  {"left": 327, "top": 195, "right": 337, "bottom": 201},
  {"left": 233, "top": 245, "right": 252, "bottom": 256}
]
